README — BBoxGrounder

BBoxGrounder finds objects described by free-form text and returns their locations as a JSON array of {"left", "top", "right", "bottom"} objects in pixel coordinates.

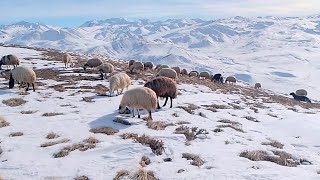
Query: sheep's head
[
  {"left": 83, "top": 63, "right": 88, "bottom": 70},
  {"left": 119, "top": 105, "right": 131, "bottom": 114},
  {"left": 289, "top": 92, "right": 295, "bottom": 96}
]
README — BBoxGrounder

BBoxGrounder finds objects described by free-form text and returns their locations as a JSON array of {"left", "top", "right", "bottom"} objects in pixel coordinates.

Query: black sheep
[
  {"left": 211, "top": 73, "right": 223, "bottom": 84},
  {"left": 289, "top": 92, "right": 311, "bottom": 103}
]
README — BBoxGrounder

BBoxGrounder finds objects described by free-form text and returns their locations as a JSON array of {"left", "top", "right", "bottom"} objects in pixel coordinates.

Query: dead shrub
[
  {"left": 0, "top": 116, "right": 10, "bottom": 128},
  {"left": 267, "top": 113, "right": 278, "bottom": 118},
  {"left": 2, "top": 98, "right": 27, "bottom": 107},
  {"left": 113, "top": 170, "right": 129, "bottom": 180},
  {"left": 95, "top": 84, "right": 108, "bottom": 96},
  {"left": 42, "top": 112, "right": 64, "bottom": 117},
  {"left": 9, "top": 132, "right": 24, "bottom": 137},
  {"left": 53, "top": 140, "right": 98, "bottom": 158},
  {"left": 262, "top": 139, "right": 284, "bottom": 149},
  {"left": 206, "top": 107, "right": 218, "bottom": 112},
  {"left": 120, "top": 133, "right": 138, "bottom": 139},
  {"left": 177, "top": 103, "right": 199, "bottom": 114},
  {"left": 41, "top": 138, "right": 70, "bottom": 147},
  {"left": 83, "top": 136, "right": 100, "bottom": 144},
  {"left": 74, "top": 175, "right": 90, "bottom": 180},
  {"left": 243, "top": 116, "right": 260, "bottom": 122},
  {"left": 250, "top": 107, "right": 259, "bottom": 113},
  {"left": 46, "top": 132, "right": 60, "bottom": 139},
  {"left": 203, "top": 104, "right": 229, "bottom": 110},
  {"left": 131, "top": 168, "right": 158, "bottom": 180},
  {"left": 176, "top": 121, "right": 190, "bottom": 125},
  {"left": 182, "top": 153, "right": 205, "bottom": 167},
  {"left": 175, "top": 126, "right": 209, "bottom": 142},
  {"left": 113, "top": 117, "right": 131, "bottom": 125},
  {"left": 146, "top": 120, "right": 173, "bottom": 130},
  {"left": 133, "top": 135, "right": 165, "bottom": 155},
  {"left": 228, "top": 103, "right": 244, "bottom": 110},
  {"left": 198, "top": 112, "right": 207, "bottom": 118},
  {"left": 90, "top": 127, "right": 119, "bottom": 135},
  {"left": 50, "top": 85, "right": 65, "bottom": 92},
  {"left": 140, "top": 155, "right": 151, "bottom": 167},
  {"left": 21, "top": 110, "right": 38, "bottom": 114},
  {"left": 213, "top": 128, "right": 224, "bottom": 133},
  {"left": 217, "top": 119, "right": 242, "bottom": 126},
  {"left": 82, "top": 97, "right": 95, "bottom": 103},
  {"left": 216, "top": 124, "right": 245, "bottom": 133}
]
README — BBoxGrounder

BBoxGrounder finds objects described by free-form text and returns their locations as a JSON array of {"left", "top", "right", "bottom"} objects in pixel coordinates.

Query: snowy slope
[
  {"left": 1, "top": 16, "right": 320, "bottom": 99},
  {"left": 0, "top": 46, "right": 320, "bottom": 180}
]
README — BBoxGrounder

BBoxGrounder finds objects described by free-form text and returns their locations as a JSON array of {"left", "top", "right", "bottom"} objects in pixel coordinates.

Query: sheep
[
  {"left": 0, "top": 54, "right": 20, "bottom": 70},
  {"left": 128, "top": 60, "right": 135, "bottom": 68},
  {"left": 289, "top": 92, "right": 311, "bottom": 103},
  {"left": 83, "top": 58, "right": 103, "bottom": 70},
  {"left": 181, "top": 69, "right": 188, "bottom": 75},
  {"left": 62, "top": 53, "right": 73, "bottom": 69},
  {"left": 156, "top": 68, "right": 177, "bottom": 80},
  {"left": 129, "top": 61, "right": 144, "bottom": 74},
  {"left": 155, "top": 64, "right": 162, "bottom": 70},
  {"left": 109, "top": 72, "right": 131, "bottom": 96},
  {"left": 144, "top": 62, "right": 154, "bottom": 70},
  {"left": 209, "top": 74, "right": 214, "bottom": 80},
  {"left": 225, "top": 76, "right": 237, "bottom": 84},
  {"left": 119, "top": 87, "right": 157, "bottom": 120},
  {"left": 172, "top": 67, "right": 181, "bottom": 75},
  {"left": 296, "top": 89, "right": 307, "bottom": 96},
  {"left": 9, "top": 66, "right": 36, "bottom": 92},
  {"left": 156, "top": 64, "right": 170, "bottom": 73},
  {"left": 189, "top": 71, "right": 199, "bottom": 77},
  {"left": 211, "top": 74, "right": 223, "bottom": 84},
  {"left": 98, "top": 63, "right": 114, "bottom": 80},
  {"left": 199, "top": 71, "right": 210, "bottom": 79},
  {"left": 144, "top": 77, "right": 178, "bottom": 109},
  {"left": 255, "top": 83, "right": 261, "bottom": 89}
]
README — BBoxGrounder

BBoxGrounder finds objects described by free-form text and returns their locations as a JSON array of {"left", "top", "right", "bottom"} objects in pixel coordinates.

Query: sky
[{"left": 0, "top": 0, "right": 320, "bottom": 27}]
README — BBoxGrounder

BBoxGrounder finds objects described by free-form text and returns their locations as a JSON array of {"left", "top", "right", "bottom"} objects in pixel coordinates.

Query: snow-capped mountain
[{"left": 1, "top": 16, "right": 320, "bottom": 99}]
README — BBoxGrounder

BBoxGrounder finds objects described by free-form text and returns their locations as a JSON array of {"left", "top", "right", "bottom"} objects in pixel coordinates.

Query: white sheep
[
  {"left": 98, "top": 63, "right": 114, "bottom": 80},
  {"left": 9, "top": 66, "right": 36, "bottom": 92},
  {"left": 225, "top": 76, "right": 237, "bottom": 84},
  {"left": 0, "top": 54, "right": 20, "bottom": 70},
  {"left": 156, "top": 68, "right": 177, "bottom": 80},
  {"left": 156, "top": 64, "right": 170, "bottom": 73},
  {"left": 109, "top": 72, "right": 131, "bottom": 96},
  {"left": 255, "top": 83, "right": 261, "bottom": 89},
  {"left": 62, "top": 53, "right": 73, "bottom": 69},
  {"left": 172, "top": 67, "right": 181, "bottom": 76},
  {"left": 129, "top": 61, "right": 144, "bottom": 74},
  {"left": 144, "top": 62, "right": 154, "bottom": 70},
  {"left": 83, "top": 58, "right": 103, "bottom": 70},
  {"left": 199, "top": 71, "right": 210, "bottom": 79},
  {"left": 296, "top": 89, "right": 307, "bottom": 96},
  {"left": 119, "top": 87, "right": 157, "bottom": 120}
]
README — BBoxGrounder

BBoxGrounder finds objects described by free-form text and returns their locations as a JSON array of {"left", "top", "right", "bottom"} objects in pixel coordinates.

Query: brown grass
[
  {"left": 262, "top": 139, "right": 284, "bottom": 149},
  {"left": 2, "top": 98, "right": 27, "bottom": 107},
  {"left": 74, "top": 175, "right": 90, "bottom": 180},
  {"left": 53, "top": 141, "right": 97, "bottom": 158},
  {"left": 133, "top": 135, "right": 165, "bottom": 155},
  {"left": 113, "top": 170, "right": 129, "bottom": 180},
  {"left": 182, "top": 153, "right": 205, "bottom": 167},
  {"left": 113, "top": 117, "right": 131, "bottom": 125},
  {"left": 140, "top": 155, "right": 151, "bottom": 167},
  {"left": 120, "top": 133, "right": 138, "bottom": 139},
  {"left": 228, "top": 103, "right": 244, "bottom": 110},
  {"left": 0, "top": 116, "right": 10, "bottom": 128},
  {"left": 203, "top": 104, "right": 229, "bottom": 110},
  {"left": 82, "top": 97, "right": 95, "bottom": 103},
  {"left": 83, "top": 136, "right": 100, "bottom": 144},
  {"left": 146, "top": 120, "right": 173, "bottom": 130},
  {"left": 41, "top": 138, "right": 70, "bottom": 147},
  {"left": 174, "top": 126, "right": 209, "bottom": 142},
  {"left": 216, "top": 124, "right": 245, "bottom": 133},
  {"left": 21, "top": 110, "right": 38, "bottom": 114},
  {"left": 46, "top": 132, "right": 60, "bottom": 139},
  {"left": 176, "top": 121, "right": 190, "bottom": 125},
  {"left": 90, "top": 127, "right": 119, "bottom": 135},
  {"left": 131, "top": 168, "right": 158, "bottom": 180},
  {"left": 243, "top": 116, "right": 260, "bottom": 122},
  {"left": 217, "top": 119, "right": 242, "bottom": 126},
  {"left": 50, "top": 85, "right": 65, "bottom": 92},
  {"left": 9, "top": 132, "right": 24, "bottom": 137},
  {"left": 42, "top": 112, "right": 64, "bottom": 117},
  {"left": 95, "top": 84, "right": 108, "bottom": 96},
  {"left": 177, "top": 103, "right": 199, "bottom": 114}
]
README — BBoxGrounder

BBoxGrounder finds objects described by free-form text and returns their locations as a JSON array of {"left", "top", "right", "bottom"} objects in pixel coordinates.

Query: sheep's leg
[
  {"left": 132, "top": 108, "right": 135, "bottom": 117},
  {"left": 137, "top": 109, "right": 140, "bottom": 118},
  {"left": 148, "top": 111, "right": 152, "bottom": 120},
  {"left": 163, "top": 97, "right": 169, "bottom": 107},
  {"left": 116, "top": 89, "right": 119, "bottom": 95},
  {"left": 170, "top": 97, "right": 173, "bottom": 108},
  {"left": 120, "top": 89, "right": 124, "bottom": 94},
  {"left": 157, "top": 97, "right": 161, "bottom": 109},
  {"left": 26, "top": 83, "right": 30, "bottom": 91},
  {"left": 32, "top": 83, "right": 35, "bottom": 92}
]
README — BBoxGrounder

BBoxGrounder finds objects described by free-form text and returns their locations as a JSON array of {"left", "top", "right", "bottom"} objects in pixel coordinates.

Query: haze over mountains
[{"left": 1, "top": 15, "right": 320, "bottom": 98}]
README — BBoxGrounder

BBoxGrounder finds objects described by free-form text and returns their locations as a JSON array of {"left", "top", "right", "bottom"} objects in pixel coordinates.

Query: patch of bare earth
[
  {"left": 90, "top": 127, "right": 119, "bottom": 135},
  {"left": 41, "top": 138, "right": 70, "bottom": 147},
  {"left": 2, "top": 98, "right": 27, "bottom": 107},
  {"left": 182, "top": 153, "right": 205, "bottom": 167},
  {"left": 0, "top": 116, "right": 10, "bottom": 128},
  {"left": 95, "top": 84, "right": 108, "bottom": 96}
]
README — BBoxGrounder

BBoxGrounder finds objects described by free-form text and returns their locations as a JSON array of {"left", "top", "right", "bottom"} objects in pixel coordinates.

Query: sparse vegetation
[
  {"left": 140, "top": 155, "right": 151, "bottom": 167},
  {"left": 53, "top": 139, "right": 98, "bottom": 158},
  {"left": 267, "top": 113, "right": 278, "bottom": 118},
  {"left": 9, "top": 132, "right": 24, "bottom": 137},
  {"left": 120, "top": 133, "right": 138, "bottom": 139},
  {"left": 172, "top": 112, "right": 179, "bottom": 117},
  {"left": 74, "top": 175, "right": 90, "bottom": 180},
  {"left": 41, "top": 138, "right": 70, "bottom": 147},
  {"left": 228, "top": 103, "right": 244, "bottom": 110},
  {"left": 243, "top": 116, "right": 260, "bottom": 122},
  {"left": 113, "top": 170, "right": 129, "bottom": 180},
  {"left": 262, "top": 139, "right": 284, "bottom": 149},
  {"left": 131, "top": 168, "right": 158, "bottom": 180},
  {"left": 182, "top": 153, "right": 205, "bottom": 167},
  {"left": 198, "top": 112, "right": 207, "bottom": 118},
  {"left": 46, "top": 132, "right": 60, "bottom": 139},
  {"left": 90, "top": 127, "right": 119, "bottom": 135},
  {"left": 51, "top": 85, "right": 65, "bottom": 92},
  {"left": 213, "top": 128, "right": 224, "bottom": 133},
  {"left": 175, "top": 126, "right": 209, "bottom": 142},
  {"left": 216, "top": 124, "right": 245, "bottom": 133},
  {"left": 2, "top": 98, "right": 27, "bottom": 107},
  {"left": 134, "top": 135, "right": 165, "bottom": 155},
  {"left": 146, "top": 120, "right": 173, "bottom": 130},
  {"left": 95, "top": 84, "right": 108, "bottom": 96},
  {"left": 176, "top": 121, "right": 190, "bottom": 125},
  {"left": 0, "top": 116, "right": 10, "bottom": 128},
  {"left": 42, "top": 112, "right": 64, "bottom": 117},
  {"left": 177, "top": 103, "right": 199, "bottom": 114},
  {"left": 82, "top": 96, "right": 95, "bottom": 102},
  {"left": 113, "top": 117, "right": 131, "bottom": 125},
  {"left": 203, "top": 104, "right": 229, "bottom": 110},
  {"left": 217, "top": 119, "right": 241, "bottom": 126},
  {"left": 21, "top": 110, "right": 38, "bottom": 114},
  {"left": 83, "top": 136, "right": 100, "bottom": 144}
]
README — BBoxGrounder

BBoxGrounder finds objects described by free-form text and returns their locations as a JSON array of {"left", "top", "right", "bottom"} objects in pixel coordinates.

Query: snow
[{"left": 0, "top": 46, "right": 320, "bottom": 180}]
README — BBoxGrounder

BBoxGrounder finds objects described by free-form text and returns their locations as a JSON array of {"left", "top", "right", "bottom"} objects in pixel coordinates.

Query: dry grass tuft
[
  {"left": 177, "top": 103, "right": 199, "bottom": 114},
  {"left": 40, "top": 138, "right": 70, "bottom": 147},
  {"left": 74, "top": 175, "right": 90, "bottom": 180},
  {"left": 46, "top": 132, "right": 60, "bottom": 139},
  {"left": 42, "top": 112, "right": 64, "bottom": 117},
  {"left": 146, "top": 120, "right": 173, "bottom": 130},
  {"left": 228, "top": 103, "right": 244, "bottom": 110},
  {"left": 113, "top": 170, "right": 129, "bottom": 180},
  {"left": 90, "top": 127, "right": 119, "bottom": 135},
  {"left": 176, "top": 121, "right": 190, "bottom": 125},
  {"left": 83, "top": 136, "right": 100, "bottom": 144},
  {"left": 175, "top": 126, "right": 209, "bottom": 142},
  {"left": 0, "top": 116, "right": 10, "bottom": 128},
  {"left": 120, "top": 133, "right": 138, "bottom": 139},
  {"left": 113, "top": 117, "right": 131, "bottom": 125},
  {"left": 133, "top": 135, "right": 165, "bottom": 155},
  {"left": 198, "top": 112, "right": 207, "bottom": 118},
  {"left": 267, "top": 113, "right": 278, "bottom": 118},
  {"left": 21, "top": 110, "right": 38, "bottom": 114},
  {"left": 51, "top": 85, "right": 65, "bottom": 92},
  {"left": 172, "top": 112, "right": 179, "bottom": 117},
  {"left": 2, "top": 98, "right": 27, "bottom": 107},
  {"left": 216, "top": 124, "right": 245, "bottom": 133},
  {"left": 182, "top": 153, "right": 205, "bottom": 167},
  {"left": 213, "top": 128, "right": 224, "bottom": 133},
  {"left": 217, "top": 119, "right": 242, "bottom": 126},
  {"left": 82, "top": 97, "right": 95, "bottom": 103},
  {"left": 203, "top": 104, "right": 229, "bottom": 110},
  {"left": 53, "top": 140, "right": 98, "bottom": 158},
  {"left": 262, "top": 139, "right": 284, "bottom": 149},
  {"left": 243, "top": 116, "right": 260, "bottom": 122},
  {"left": 9, "top": 132, "right": 24, "bottom": 137},
  {"left": 140, "top": 155, "right": 151, "bottom": 167},
  {"left": 250, "top": 107, "right": 259, "bottom": 113},
  {"left": 95, "top": 84, "right": 108, "bottom": 96},
  {"left": 131, "top": 168, "right": 158, "bottom": 180}
]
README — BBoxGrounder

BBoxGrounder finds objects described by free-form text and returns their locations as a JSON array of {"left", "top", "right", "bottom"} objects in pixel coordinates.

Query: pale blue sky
[{"left": 0, "top": 0, "right": 319, "bottom": 27}]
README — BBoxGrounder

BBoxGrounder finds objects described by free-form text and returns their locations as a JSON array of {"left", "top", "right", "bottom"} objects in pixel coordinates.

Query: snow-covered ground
[{"left": 0, "top": 46, "right": 320, "bottom": 180}]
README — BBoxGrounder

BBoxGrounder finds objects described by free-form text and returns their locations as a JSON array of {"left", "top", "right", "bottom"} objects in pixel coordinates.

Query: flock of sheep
[{"left": 0, "top": 52, "right": 312, "bottom": 119}]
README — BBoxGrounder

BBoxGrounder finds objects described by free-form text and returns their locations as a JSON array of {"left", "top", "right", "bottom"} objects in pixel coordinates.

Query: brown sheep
[
  {"left": 189, "top": 71, "right": 199, "bottom": 77},
  {"left": 144, "top": 62, "right": 154, "bottom": 70},
  {"left": 181, "top": 69, "right": 188, "bottom": 75},
  {"left": 225, "top": 76, "right": 237, "bottom": 84},
  {"left": 130, "top": 61, "right": 144, "bottom": 74},
  {"left": 254, "top": 83, "right": 261, "bottom": 89},
  {"left": 172, "top": 67, "right": 181, "bottom": 76},
  {"left": 128, "top": 60, "right": 135, "bottom": 68},
  {"left": 199, "top": 71, "right": 210, "bottom": 79}
]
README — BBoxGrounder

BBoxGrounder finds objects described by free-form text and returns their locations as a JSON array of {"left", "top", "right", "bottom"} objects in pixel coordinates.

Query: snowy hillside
[
  {"left": 1, "top": 16, "right": 320, "bottom": 99},
  {"left": 0, "top": 46, "right": 320, "bottom": 180}
]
